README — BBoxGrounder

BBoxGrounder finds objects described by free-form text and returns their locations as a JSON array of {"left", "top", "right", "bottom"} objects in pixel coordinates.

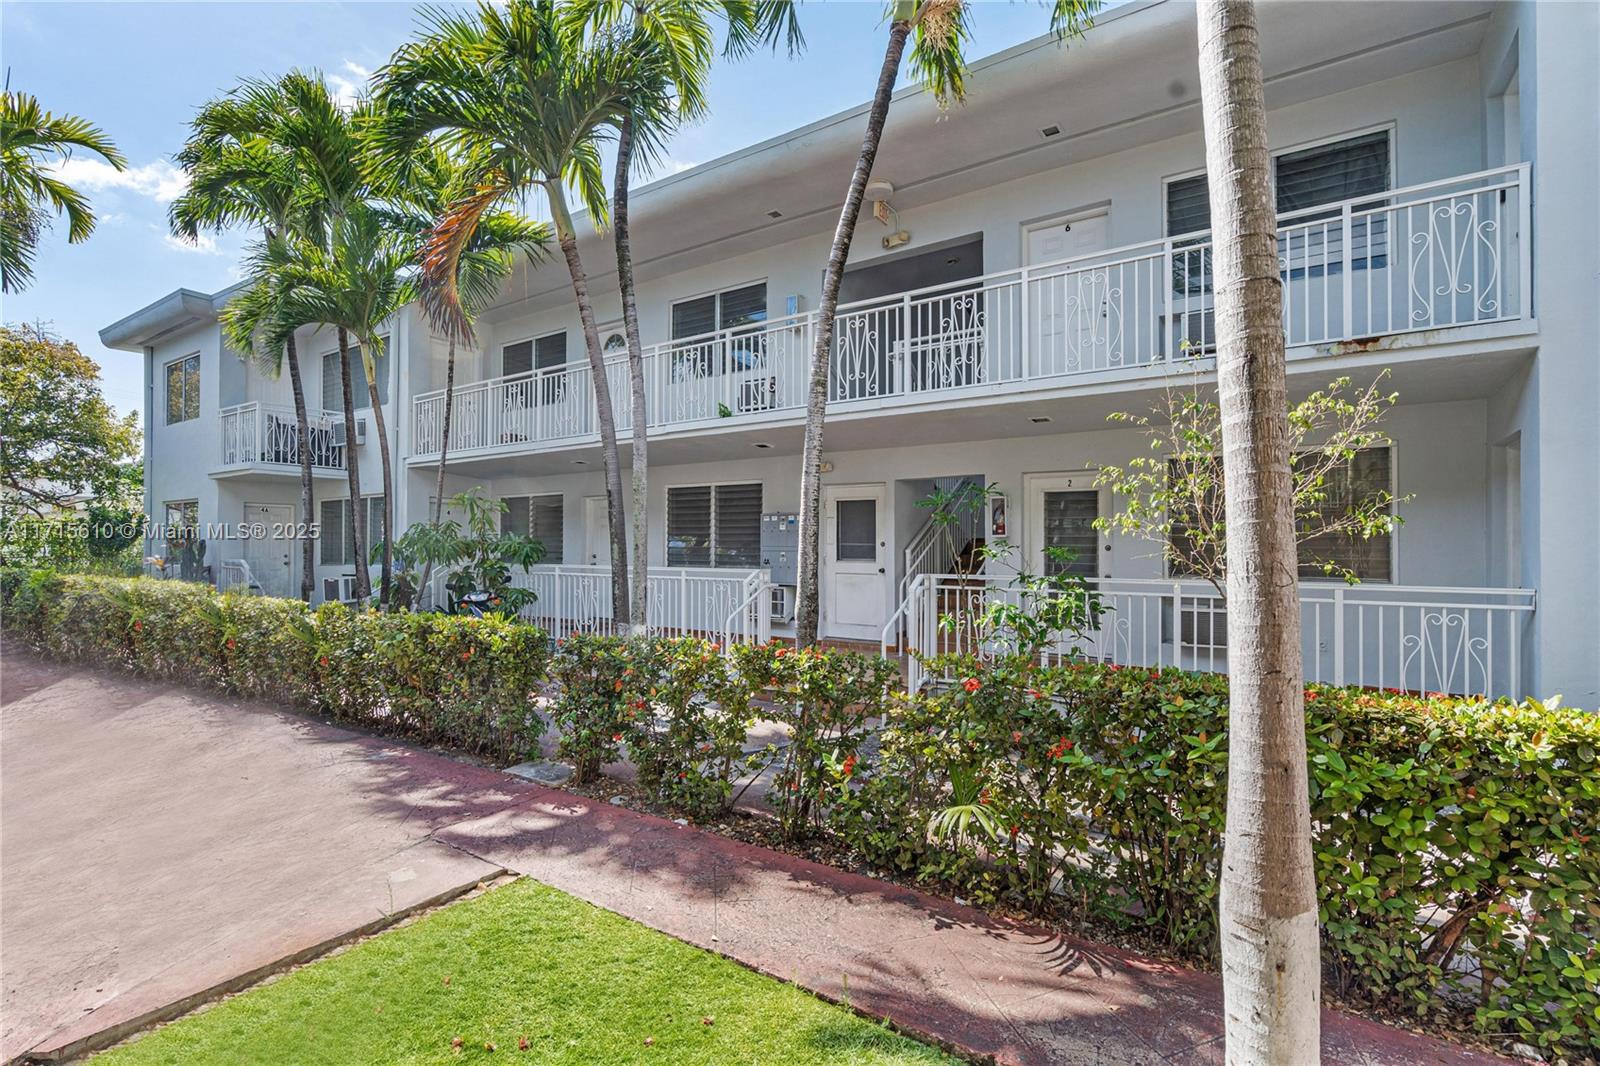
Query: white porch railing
[
  {"left": 430, "top": 564, "right": 771, "bottom": 646},
  {"left": 885, "top": 574, "right": 1536, "bottom": 701},
  {"left": 218, "top": 402, "right": 345, "bottom": 470},
  {"left": 413, "top": 165, "right": 1531, "bottom": 460}
]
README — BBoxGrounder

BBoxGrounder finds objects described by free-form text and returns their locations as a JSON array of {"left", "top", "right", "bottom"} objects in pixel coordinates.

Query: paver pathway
[{"left": 1, "top": 645, "right": 1513, "bottom": 1065}]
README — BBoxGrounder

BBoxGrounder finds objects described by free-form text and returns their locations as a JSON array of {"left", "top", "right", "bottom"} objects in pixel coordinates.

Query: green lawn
[{"left": 97, "top": 878, "right": 950, "bottom": 1065}]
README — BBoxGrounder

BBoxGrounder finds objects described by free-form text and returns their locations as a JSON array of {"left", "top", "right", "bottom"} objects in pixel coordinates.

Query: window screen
[
  {"left": 321, "top": 343, "right": 388, "bottom": 411},
  {"left": 666, "top": 484, "right": 761, "bottom": 568},
  {"left": 1166, "top": 449, "right": 1393, "bottom": 581},
  {"left": 671, "top": 295, "right": 718, "bottom": 340},
  {"left": 714, "top": 483, "right": 762, "bottom": 567},
  {"left": 1041, "top": 490, "right": 1099, "bottom": 576},
  {"left": 1297, "top": 447, "right": 1392, "bottom": 581},
  {"left": 319, "top": 498, "right": 351, "bottom": 566},
  {"left": 1166, "top": 131, "right": 1392, "bottom": 236},
  {"left": 502, "top": 340, "right": 534, "bottom": 377},
  {"left": 1275, "top": 131, "right": 1390, "bottom": 214},
  {"left": 531, "top": 495, "right": 564, "bottom": 563},
  {"left": 165, "top": 355, "right": 200, "bottom": 423},
  {"left": 534, "top": 331, "right": 567, "bottom": 369},
  {"left": 834, "top": 499, "right": 877, "bottom": 561},
  {"left": 666, "top": 486, "right": 712, "bottom": 566},
  {"left": 1166, "top": 174, "right": 1212, "bottom": 238},
  {"left": 500, "top": 494, "right": 563, "bottom": 563}
]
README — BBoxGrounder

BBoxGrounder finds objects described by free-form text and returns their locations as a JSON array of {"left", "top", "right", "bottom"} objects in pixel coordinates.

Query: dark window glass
[
  {"left": 1041, "top": 490, "right": 1098, "bottom": 576},
  {"left": 666, "top": 486, "right": 712, "bottom": 567},
  {"left": 835, "top": 499, "right": 877, "bottom": 561}
]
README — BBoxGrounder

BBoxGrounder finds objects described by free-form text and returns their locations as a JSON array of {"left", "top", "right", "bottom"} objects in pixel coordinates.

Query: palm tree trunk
[
  {"left": 416, "top": 337, "right": 456, "bottom": 609},
  {"left": 548, "top": 182, "right": 630, "bottom": 626},
  {"left": 284, "top": 332, "right": 316, "bottom": 602},
  {"left": 1196, "top": 3, "right": 1319, "bottom": 1061},
  {"left": 614, "top": 111, "right": 650, "bottom": 637},
  {"left": 793, "top": 17, "right": 912, "bottom": 648},
  {"left": 360, "top": 341, "right": 396, "bottom": 610},
  {"left": 337, "top": 326, "right": 370, "bottom": 602}
]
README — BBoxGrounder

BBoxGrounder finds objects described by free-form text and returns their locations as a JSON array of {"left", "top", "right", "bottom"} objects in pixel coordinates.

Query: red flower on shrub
[
  {"left": 962, "top": 677, "right": 981, "bottom": 693},
  {"left": 775, "top": 647, "right": 787, "bottom": 658},
  {"left": 841, "top": 754, "right": 857, "bottom": 779},
  {"left": 612, "top": 733, "right": 622, "bottom": 742},
  {"left": 319, "top": 656, "right": 329, "bottom": 667},
  {"left": 225, "top": 638, "right": 236, "bottom": 651},
  {"left": 1047, "top": 736, "right": 1074, "bottom": 759},
  {"left": 132, "top": 620, "right": 143, "bottom": 632},
  {"left": 1027, "top": 688, "right": 1043, "bottom": 700},
  {"left": 1011, "top": 730, "right": 1023, "bottom": 744},
  {"left": 1303, "top": 688, "right": 1317, "bottom": 703}
]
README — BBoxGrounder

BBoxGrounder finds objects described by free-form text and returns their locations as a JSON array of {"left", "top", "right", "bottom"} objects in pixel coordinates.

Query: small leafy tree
[
  {"left": 1094, "top": 371, "right": 1408, "bottom": 596},
  {"left": 392, "top": 488, "right": 544, "bottom": 617}
]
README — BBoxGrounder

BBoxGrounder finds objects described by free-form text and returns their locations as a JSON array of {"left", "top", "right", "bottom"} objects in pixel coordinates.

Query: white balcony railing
[
  {"left": 885, "top": 574, "right": 1536, "bottom": 701},
  {"left": 218, "top": 402, "right": 345, "bottom": 471},
  {"left": 413, "top": 165, "right": 1531, "bottom": 460},
  {"left": 428, "top": 564, "right": 771, "bottom": 647}
]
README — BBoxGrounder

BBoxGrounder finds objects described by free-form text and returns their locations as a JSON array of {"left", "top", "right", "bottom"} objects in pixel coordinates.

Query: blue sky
[{"left": 2, "top": 1, "right": 1066, "bottom": 423}]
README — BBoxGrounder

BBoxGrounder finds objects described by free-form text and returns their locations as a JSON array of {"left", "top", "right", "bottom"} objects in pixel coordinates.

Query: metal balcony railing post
[{"left": 1332, "top": 586, "right": 1346, "bottom": 688}]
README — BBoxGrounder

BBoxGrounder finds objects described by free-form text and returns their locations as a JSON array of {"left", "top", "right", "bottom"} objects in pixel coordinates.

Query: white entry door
[
  {"left": 1025, "top": 211, "right": 1113, "bottom": 374},
  {"left": 1025, "top": 473, "right": 1107, "bottom": 579},
  {"left": 583, "top": 495, "right": 609, "bottom": 567},
  {"left": 822, "top": 484, "right": 887, "bottom": 642},
  {"left": 242, "top": 502, "right": 295, "bottom": 598}
]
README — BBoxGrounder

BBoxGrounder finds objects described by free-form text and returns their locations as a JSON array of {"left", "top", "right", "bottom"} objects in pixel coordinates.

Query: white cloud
[
  {"left": 327, "top": 61, "right": 373, "bottom": 110},
  {"left": 52, "top": 157, "right": 189, "bottom": 204},
  {"left": 162, "top": 231, "right": 225, "bottom": 256}
]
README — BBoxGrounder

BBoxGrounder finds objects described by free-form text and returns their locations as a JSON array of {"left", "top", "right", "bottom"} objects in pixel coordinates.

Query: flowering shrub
[
  {"left": 546, "top": 633, "right": 638, "bottom": 784},
  {"left": 835, "top": 655, "right": 1600, "bottom": 1056},
  {"left": 1, "top": 570, "right": 547, "bottom": 763},
  {"left": 622, "top": 637, "right": 761, "bottom": 818},
  {"left": 728, "top": 641, "right": 899, "bottom": 841}
]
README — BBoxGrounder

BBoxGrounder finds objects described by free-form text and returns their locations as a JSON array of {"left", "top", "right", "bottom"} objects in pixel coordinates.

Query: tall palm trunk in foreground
[
  {"left": 793, "top": 15, "right": 911, "bottom": 648},
  {"left": 549, "top": 181, "right": 630, "bottom": 625},
  {"left": 1197, "top": 2, "right": 1319, "bottom": 1060},
  {"left": 284, "top": 332, "right": 316, "bottom": 601},
  {"left": 337, "top": 326, "right": 370, "bottom": 603},
  {"left": 418, "top": 336, "right": 457, "bottom": 608},
  {"left": 360, "top": 342, "right": 397, "bottom": 607},
  {"left": 614, "top": 111, "right": 650, "bottom": 635}
]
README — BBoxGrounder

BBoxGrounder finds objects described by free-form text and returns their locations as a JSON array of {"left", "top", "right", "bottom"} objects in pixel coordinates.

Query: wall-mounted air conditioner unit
[
  {"left": 322, "top": 575, "right": 359, "bottom": 603},
  {"left": 331, "top": 417, "right": 367, "bottom": 448},
  {"left": 770, "top": 584, "right": 795, "bottom": 623}
]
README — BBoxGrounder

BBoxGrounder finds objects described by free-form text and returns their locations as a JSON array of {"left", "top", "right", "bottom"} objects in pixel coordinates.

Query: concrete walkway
[{"left": 0, "top": 646, "right": 1511, "bottom": 1065}]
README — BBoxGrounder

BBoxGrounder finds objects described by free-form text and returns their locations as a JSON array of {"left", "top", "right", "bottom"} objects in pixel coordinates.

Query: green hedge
[
  {"left": 1, "top": 570, "right": 547, "bottom": 762},
  {"left": 5, "top": 569, "right": 1595, "bottom": 1055},
  {"left": 832, "top": 656, "right": 1600, "bottom": 1056}
]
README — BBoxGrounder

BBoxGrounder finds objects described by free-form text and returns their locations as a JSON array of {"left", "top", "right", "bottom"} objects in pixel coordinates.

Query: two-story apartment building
[{"left": 102, "top": 0, "right": 1599, "bottom": 705}]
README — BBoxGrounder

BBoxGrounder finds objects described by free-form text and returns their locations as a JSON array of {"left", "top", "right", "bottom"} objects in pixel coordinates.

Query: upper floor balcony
[
  {"left": 411, "top": 165, "right": 1531, "bottom": 463},
  {"left": 214, "top": 401, "right": 346, "bottom": 478}
]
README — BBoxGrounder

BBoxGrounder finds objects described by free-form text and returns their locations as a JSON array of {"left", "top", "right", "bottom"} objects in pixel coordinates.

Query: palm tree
[
  {"left": 1, "top": 90, "right": 126, "bottom": 293},
  {"left": 172, "top": 81, "right": 322, "bottom": 601},
  {"left": 791, "top": 0, "right": 1100, "bottom": 647},
  {"left": 563, "top": 0, "right": 803, "bottom": 635},
  {"left": 253, "top": 203, "right": 416, "bottom": 607},
  {"left": 372, "top": 0, "right": 665, "bottom": 626},
  {"left": 1195, "top": 1, "right": 1319, "bottom": 1060},
  {"left": 384, "top": 146, "right": 552, "bottom": 608}
]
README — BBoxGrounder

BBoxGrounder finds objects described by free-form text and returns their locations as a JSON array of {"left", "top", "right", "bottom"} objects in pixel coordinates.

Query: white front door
[
  {"left": 822, "top": 484, "right": 887, "bottom": 642},
  {"left": 242, "top": 502, "right": 295, "bottom": 598},
  {"left": 583, "top": 495, "right": 609, "bottom": 567},
  {"left": 1025, "top": 211, "right": 1113, "bottom": 373},
  {"left": 1025, "top": 473, "right": 1107, "bottom": 579}
]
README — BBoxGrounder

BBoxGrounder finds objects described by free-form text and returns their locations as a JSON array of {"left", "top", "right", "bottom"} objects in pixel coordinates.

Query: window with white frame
[
  {"left": 320, "top": 340, "right": 389, "bottom": 412},
  {"left": 502, "top": 332, "right": 567, "bottom": 377},
  {"left": 669, "top": 282, "right": 767, "bottom": 379},
  {"left": 1165, "top": 130, "right": 1393, "bottom": 237},
  {"left": 666, "top": 483, "right": 761, "bottom": 568},
  {"left": 164, "top": 355, "right": 201, "bottom": 424},
  {"left": 500, "top": 493, "right": 563, "bottom": 563},
  {"left": 1166, "top": 445, "right": 1394, "bottom": 582},
  {"left": 318, "top": 496, "right": 387, "bottom": 567}
]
